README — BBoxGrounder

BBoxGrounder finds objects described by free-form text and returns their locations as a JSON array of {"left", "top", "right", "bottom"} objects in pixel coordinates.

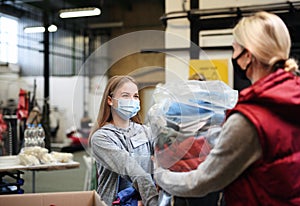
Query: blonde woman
[
  {"left": 90, "top": 75, "right": 158, "bottom": 206},
  {"left": 155, "top": 11, "right": 300, "bottom": 205}
]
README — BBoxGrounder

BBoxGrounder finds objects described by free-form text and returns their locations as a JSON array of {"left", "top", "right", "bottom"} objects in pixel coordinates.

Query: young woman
[
  {"left": 154, "top": 11, "right": 300, "bottom": 205},
  {"left": 89, "top": 75, "right": 158, "bottom": 206}
]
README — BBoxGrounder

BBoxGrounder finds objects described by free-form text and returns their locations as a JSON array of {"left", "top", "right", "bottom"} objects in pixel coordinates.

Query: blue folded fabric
[
  {"left": 118, "top": 186, "right": 138, "bottom": 206},
  {"left": 166, "top": 101, "right": 212, "bottom": 116},
  {"left": 165, "top": 101, "right": 225, "bottom": 127},
  {"left": 189, "top": 99, "right": 228, "bottom": 110}
]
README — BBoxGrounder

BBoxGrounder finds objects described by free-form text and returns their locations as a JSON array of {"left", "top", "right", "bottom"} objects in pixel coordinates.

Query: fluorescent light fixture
[
  {"left": 48, "top": 24, "right": 57, "bottom": 32},
  {"left": 59, "top": 7, "right": 101, "bottom": 18},
  {"left": 24, "top": 24, "right": 57, "bottom": 33},
  {"left": 24, "top": 26, "right": 45, "bottom": 33}
]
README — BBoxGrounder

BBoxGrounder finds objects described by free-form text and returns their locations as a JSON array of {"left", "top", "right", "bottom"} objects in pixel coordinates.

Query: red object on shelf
[
  {"left": 0, "top": 114, "right": 7, "bottom": 141},
  {"left": 17, "top": 89, "right": 29, "bottom": 120}
]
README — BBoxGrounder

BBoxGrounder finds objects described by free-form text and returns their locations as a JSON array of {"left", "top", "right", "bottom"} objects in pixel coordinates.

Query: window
[{"left": 0, "top": 15, "right": 18, "bottom": 64}]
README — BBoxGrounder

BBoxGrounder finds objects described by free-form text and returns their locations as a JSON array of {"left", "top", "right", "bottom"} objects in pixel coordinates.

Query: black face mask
[{"left": 231, "top": 49, "right": 249, "bottom": 80}]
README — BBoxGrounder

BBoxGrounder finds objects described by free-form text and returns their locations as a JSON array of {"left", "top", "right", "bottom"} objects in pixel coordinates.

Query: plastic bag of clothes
[{"left": 147, "top": 80, "right": 238, "bottom": 172}]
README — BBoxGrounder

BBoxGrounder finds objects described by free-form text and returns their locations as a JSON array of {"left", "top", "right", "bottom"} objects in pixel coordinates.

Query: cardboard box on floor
[{"left": 0, "top": 190, "right": 107, "bottom": 206}]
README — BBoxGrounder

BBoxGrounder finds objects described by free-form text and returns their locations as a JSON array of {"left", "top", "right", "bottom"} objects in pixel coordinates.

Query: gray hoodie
[{"left": 90, "top": 122, "right": 158, "bottom": 206}]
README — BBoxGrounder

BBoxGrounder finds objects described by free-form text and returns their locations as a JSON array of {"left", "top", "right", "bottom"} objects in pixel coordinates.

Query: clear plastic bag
[{"left": 147, "top": 80, "right": 238, "bottom": 172}]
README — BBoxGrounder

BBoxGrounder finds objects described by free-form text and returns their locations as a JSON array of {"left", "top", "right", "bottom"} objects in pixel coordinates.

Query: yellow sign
[{"left": 189, "top": 59, "right": 229, "bottom": 84}]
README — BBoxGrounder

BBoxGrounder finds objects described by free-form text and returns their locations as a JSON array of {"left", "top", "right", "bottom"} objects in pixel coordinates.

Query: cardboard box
[{"left": 0, "top": 190, "right": 107, "bottom": 206}]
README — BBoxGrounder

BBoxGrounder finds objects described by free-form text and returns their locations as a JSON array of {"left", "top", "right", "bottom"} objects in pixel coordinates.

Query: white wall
[
  {"left": 165, "top": 0, "right": 234, "bottom": 84},
  {"left": 18, "top": 76, "right": 85, "bottom": 142},
  {"left": 88, "top": 75, "right": 108, "bottom": 123},
  {"left": 164, "top": 0, "right": 295, "bottom": 85},
  {"left": 165, "top": 0, "right": 191, "bottom": 83},
  {"left": 0, "top": 71, "right": 110, "bottom": 142},
  {"left": 0, "top": 73, "right": 33, "bottom": 102},
  {"left": 0, "top": 74, "right": 86, "bottom": 142}
]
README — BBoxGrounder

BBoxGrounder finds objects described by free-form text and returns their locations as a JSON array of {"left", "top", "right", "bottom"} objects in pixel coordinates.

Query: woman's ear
[
  {"left": 107, "top": 96, "right": 113, "bottom": 106},
  {"left": 245, "top": 50, "right": 253, "bottom": 66}
]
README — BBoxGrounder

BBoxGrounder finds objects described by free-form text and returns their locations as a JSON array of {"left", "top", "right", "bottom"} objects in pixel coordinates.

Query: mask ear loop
[
  {"left": 233, "top": 48, "right": 247, "bottom": 61},
  {"left": 235, "top": 48, "right": 253, "bottom": 71}
]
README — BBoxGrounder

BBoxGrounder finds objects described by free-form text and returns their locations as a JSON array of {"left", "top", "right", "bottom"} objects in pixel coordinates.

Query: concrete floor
[{"left": 21, "top": 150, "right": 88, "bottom": 193}]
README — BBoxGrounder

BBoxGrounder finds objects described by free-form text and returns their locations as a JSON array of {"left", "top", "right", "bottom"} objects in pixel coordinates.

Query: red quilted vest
[{"left": 225, "top": 69, "right": 300, "bottom": 206}]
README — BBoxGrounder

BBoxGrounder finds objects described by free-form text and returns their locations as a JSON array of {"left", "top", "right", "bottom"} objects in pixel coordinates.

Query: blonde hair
[
  {"left": 89, "top": 75, "right": 142, "bottom": 140},
  {"left": 233, "top": 11, "right": 298, "bottom": 72}
]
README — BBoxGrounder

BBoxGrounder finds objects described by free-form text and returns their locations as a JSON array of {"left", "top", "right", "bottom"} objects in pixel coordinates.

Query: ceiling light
[
  {"left": 24, "top": 25, "right": 57, "bottom": 33},
  {"left": 24, "top": 26, "right": 45, "bottom": 33},
  {"left": 48, "top": 25, "right": 57, "bottom": 32},
  {"left": 59, "top": 7, "right": 101, "bottom": 18}
]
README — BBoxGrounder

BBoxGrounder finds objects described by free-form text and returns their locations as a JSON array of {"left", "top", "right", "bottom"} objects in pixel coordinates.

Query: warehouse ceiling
[
  {"left": 0, "top": 0, "right": 165, "bottom": 36},
  {"left": 1, "top": 0, "right": 300, "bottom": 57}
]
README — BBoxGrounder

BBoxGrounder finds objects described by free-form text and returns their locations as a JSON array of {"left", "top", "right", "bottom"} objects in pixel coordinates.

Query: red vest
[{"left": 225, "top": 70, "right": 300, "bottom": 206}]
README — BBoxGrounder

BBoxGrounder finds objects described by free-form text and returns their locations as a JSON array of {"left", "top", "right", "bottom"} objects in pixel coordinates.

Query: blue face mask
[{"left": 112, "top": 98, "right": 140, "bottom": 120}]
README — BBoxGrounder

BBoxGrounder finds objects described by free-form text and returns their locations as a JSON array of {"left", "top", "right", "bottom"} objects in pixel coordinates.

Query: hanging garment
[{"left": 17, "top": 89, "right": 29, "bottom": 120}]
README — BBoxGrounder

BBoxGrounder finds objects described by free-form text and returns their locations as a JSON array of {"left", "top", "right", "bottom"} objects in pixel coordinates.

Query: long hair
[
  {"left": 89, "top": 75, "right": 142, "bottom": 140},
  {"left": 233, "top": 11, "right": 298, "bottom": 72}
]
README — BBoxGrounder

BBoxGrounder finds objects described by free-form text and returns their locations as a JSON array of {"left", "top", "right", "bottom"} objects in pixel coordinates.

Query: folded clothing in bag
[
  {"left": 155, "top": 136, "right": 211, "bottom": 172},
  {"left": 148, "top": 80, "right": 238, "bottom": 172}
]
